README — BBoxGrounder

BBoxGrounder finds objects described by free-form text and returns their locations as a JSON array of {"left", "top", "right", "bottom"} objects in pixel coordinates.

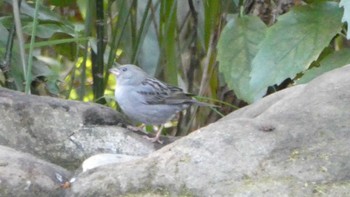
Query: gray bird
[{"left": 109, "top": 64, "right": 211, "bottom": 143}]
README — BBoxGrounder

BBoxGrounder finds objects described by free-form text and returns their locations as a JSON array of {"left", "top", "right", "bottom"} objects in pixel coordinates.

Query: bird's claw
[
  {"left": 127, "top": 125, "right": 145, "bottom": 132},
  {"left": 143, "top": 135, "right": 163, "bottom": 144}
]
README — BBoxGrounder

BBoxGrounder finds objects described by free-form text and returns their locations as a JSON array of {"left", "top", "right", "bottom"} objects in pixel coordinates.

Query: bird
[{"left": 109, "top": 64, "right": 212, "bottom": 143}]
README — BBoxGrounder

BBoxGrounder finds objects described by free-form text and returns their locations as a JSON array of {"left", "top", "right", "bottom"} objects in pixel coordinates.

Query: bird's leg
[{"left": 143, "top": 125, "right": 164, "bottom": 144}]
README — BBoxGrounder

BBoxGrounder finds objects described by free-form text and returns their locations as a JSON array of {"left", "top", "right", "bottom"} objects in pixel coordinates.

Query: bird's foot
[
  {"left": 143, "top": 135, "right": 163, "bottom": 144},
  {"left": 127, "top": 124, "right": 147, "bottom": 133}
]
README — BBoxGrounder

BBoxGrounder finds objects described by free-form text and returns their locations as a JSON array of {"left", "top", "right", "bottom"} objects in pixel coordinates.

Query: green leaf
[
  {"left": 132, "top": 0, "right": 156, "bottom": 75},
  {"left": 340, "top": 0, "right": 350, "bottom": 39},
  {"left": 203, "top": 0, "right": 220, "bottom": 49},
  {"left": 20, "top": 0, "right": 62, "bottom": 22},
  {"left": 297, "top": 48, "right": 350, "bottom": 84},
  {"left": 48, "top": 0, "right": 76, "bottom": 7},
  {"left": 31, "top": 58, "right": 56, "bottom": 79},
  {"left": 249, "top": 2, "right": 343, "bottom": 102},
  {"left": 24, "top": 37, "right": 89, "bottom": 48},
  {"left": 0, "top": 23, "right": 9, "bottom": 47},
  {"left": 32, "top": 56, "right": 61, "bottom": 95},
  {"left": 0, "top": 24, "right": 24, "bottom": 90},
  {"left": 160, "top": 0, "right": 178, "bottom": 85},
  {"left": 22, "top": 23, "right": 75, "bottom": 38},
  {"left": 217, "top": 15, "right": 267, "bottom": 103}
]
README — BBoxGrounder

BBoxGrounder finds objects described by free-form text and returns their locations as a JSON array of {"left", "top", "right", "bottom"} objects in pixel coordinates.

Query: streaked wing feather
[{"left": 137, "top": 78, "right": 193, "bottom": 105}]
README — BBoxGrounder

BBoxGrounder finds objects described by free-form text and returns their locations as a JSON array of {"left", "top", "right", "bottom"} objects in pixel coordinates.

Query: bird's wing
[{"left": 136, "top": 78, "right": 193, "bottom": 105}]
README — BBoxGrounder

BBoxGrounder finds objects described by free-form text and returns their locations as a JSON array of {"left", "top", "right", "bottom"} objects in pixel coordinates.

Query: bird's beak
[{"left": 109, "top": 68, "right": 120, "bottom": 76}]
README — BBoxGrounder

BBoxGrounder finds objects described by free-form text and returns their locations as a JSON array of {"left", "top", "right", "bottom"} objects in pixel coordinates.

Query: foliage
[
  {"left": 0, "top": 0, "right": 349, "bottom": 136},
  {"left": 217, "top": 15, "right": 267, "bottom": 103},
  {"left": 340, "top": 0, "right": 350, "bottom": 39},
  {"left": 296, "top": 48, "right": 350, "bottom": 84},
  {"left": 218, "top": 1, "right": 346, "bottom": 103}
]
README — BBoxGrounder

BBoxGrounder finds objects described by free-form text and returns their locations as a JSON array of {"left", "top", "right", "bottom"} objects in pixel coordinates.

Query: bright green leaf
[
  {"left": 76, "top": 0, "right": 88, "bottom": 20},
  {"left": 250, "top": 2, "right": 343, "bottom": 102},
  {"left": 217, "top": 15, "right": 267, "bottom": 103},
  {"left": 297, "top": 48, "right": 350, "bottom": 84},
  {"left": 340, "top": 0, "right": 350, "bottom": 39}
]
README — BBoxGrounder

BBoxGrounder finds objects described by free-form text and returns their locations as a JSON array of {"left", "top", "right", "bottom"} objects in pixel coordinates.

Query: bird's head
[{"left": 109, "top": 64, "right": 148, "bottom": 86}]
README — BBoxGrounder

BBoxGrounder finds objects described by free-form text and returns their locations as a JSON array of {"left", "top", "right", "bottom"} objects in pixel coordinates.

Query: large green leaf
[
  {"left": 297, "top": 48, "right": 350, "bottom": 84},
  {"left": 249, "top": 2, "right": 343, "bottom": 102},
  {"left": 217, "top": 15, "right": 267, "bottom": 103},
  {"left": 340, "top": 0, "right": 350, "bottom": 39}
]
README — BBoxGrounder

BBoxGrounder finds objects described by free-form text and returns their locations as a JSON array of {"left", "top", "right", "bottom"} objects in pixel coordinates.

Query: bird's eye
[{"left": 122, "top": 67, "right": 127, "bottom": 72}]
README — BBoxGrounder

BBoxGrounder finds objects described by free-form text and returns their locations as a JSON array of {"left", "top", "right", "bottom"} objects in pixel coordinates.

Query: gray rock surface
[
  {"left": 0, "top": 88, "right": 157, "bottom": 169},
  {"left": 67, "top": 65, "right": 350, "bottom": 196},
  {"left": 0, "top": 145, "right": 71, "bottom": 197}
]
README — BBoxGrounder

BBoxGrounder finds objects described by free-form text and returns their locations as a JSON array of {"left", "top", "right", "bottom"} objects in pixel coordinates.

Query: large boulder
[
  {"left": 0, "top": 145, "right": 71, "bottom": 197},
  {"left": 67, "top": 65, "right": 350, "bottom": 196},
  {"left": 0, "top": 88, "right": 157, "bottom": 169}
]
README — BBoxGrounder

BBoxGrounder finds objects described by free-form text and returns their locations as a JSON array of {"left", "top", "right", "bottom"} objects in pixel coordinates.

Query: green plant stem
[
  {"left": 195, "top": 95, "right": 239, "bottom": 109},
  {"left": 25, "top": 0, "right": 42, "bottom": 94},
  {"left": 12, "top": 0, "right": 27, "bottom": 83},
  {"left": 77, "top": 1, "right": 94, "bottom": 100},
  {"left": 92, "top": 0, "right": 106, "bottom": 104}
]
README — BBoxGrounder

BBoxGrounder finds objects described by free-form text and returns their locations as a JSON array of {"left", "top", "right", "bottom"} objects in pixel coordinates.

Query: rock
[
  {"left": 64, "top": 126, "right": 156, "bottom": 169},
  {"left": 0, "top": 88, "right": 157, "bottom": 169},
  {"left": 67, "top": 65, "right": 350, "bottom": 196},
  {"left": 0, "top": 145, "right": 71, "bottom": 197},
  {"left": 82, "top": 153, "right": 142, "bottom": 172}
]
